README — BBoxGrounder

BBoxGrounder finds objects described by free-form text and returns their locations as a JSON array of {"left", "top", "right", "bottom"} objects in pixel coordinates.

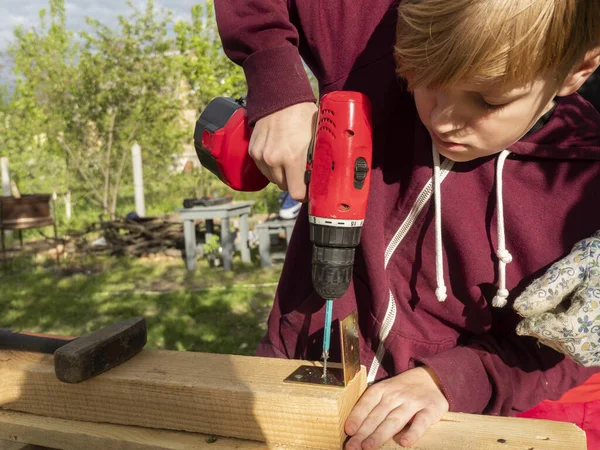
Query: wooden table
[
  {"left": 176, "top": 201, "right": 254, "bottom": 271},
  {"left": 256, "top": 218, "right": 296, "bottom": 267}
]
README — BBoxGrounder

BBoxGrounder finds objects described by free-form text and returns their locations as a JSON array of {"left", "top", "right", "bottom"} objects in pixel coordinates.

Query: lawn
[{"left": 0, "top": 251, "right": 283, "bottom": 356}]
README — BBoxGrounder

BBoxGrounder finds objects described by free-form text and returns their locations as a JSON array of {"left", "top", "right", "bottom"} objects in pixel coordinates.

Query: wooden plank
[
  {"left": 0, "top": 408, "right": 586, "bottom": 450},
  {"left": 0, "top": 439, "right": 51, "bottom": 450},
  {"left": 0, "top": 410, "right": 285, "bottom": 450},
  {"left": 382, "top": 413, "right": 587, "bottom": 450},
  {"left": 0, "top": 350, "right": 366, "bottom": 450}
]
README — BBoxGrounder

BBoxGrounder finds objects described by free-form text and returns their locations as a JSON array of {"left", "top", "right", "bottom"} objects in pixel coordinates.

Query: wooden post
[
  {"left": 240, "top": 213, "right": 251, "bottom": 263},
  {"left": 183, "top": 219, "right": 197, "bottom": 272},
  {"left": 131, "top": 142, "right": 146, "bottom": 218},
  {"left": 1, "top": 158, "right": 9, "bottom": 197},
  {"left": 257, "top": 225, "right": 271, "bottom": 268},
  {"left": 221, "top": 217, "right": 233, "bottom": 270},
  {"left": 64, "top": 191, "right": 72, "bottom": 222},
  {"left": 1, "top": 158, "right": 12, "bottom": 239}
]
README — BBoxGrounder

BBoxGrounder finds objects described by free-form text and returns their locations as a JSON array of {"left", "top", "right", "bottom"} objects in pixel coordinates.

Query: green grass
[{"left": 0, "top": 253, "right": 282, "bottom": 355}]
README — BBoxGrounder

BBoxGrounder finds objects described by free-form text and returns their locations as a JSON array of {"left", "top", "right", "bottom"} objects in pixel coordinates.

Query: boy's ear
[{"left": 557, "top": 48, "right": 600, "bottom": 97}]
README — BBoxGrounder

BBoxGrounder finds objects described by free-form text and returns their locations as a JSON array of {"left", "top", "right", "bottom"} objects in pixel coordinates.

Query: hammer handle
[{"left": 0, "top": 329, "right": 74, "bottom": 354}]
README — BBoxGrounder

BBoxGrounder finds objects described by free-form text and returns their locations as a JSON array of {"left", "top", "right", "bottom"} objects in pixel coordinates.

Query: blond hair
[{"left": 395, "top": 0, "right": 600, "bottom": 90}]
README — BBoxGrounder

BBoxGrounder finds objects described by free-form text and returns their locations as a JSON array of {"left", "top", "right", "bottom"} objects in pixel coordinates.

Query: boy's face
[{"left": 413, "top": 77, "right": 559, "bottom": 162}]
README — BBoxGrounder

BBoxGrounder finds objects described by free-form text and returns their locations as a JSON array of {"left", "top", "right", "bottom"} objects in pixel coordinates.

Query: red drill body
[{"left": 194, "top": 92, "right": 373, "bottom": 299}]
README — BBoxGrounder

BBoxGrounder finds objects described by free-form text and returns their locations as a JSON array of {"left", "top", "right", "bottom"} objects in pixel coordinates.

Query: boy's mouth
[{"left": 431, "top": 132, "right": 467, "bottom": 150}]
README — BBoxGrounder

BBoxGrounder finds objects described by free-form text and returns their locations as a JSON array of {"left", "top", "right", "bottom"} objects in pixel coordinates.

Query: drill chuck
[{"left": 310, "top": 224, "right": 363, "bottom": 299}]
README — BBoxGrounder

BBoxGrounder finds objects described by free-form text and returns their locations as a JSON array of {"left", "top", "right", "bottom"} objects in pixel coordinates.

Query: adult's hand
[
  {"left": 514, "top": 231, "right": 600, "bottom": 367},
  {"left": 249, "top": 102, "right": 317, "bottom": 201}
]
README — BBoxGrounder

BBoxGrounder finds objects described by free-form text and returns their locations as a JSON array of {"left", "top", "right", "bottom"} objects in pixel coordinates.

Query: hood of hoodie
[{"left": 510, "top": 93, "right": 600, "bottom": 160}]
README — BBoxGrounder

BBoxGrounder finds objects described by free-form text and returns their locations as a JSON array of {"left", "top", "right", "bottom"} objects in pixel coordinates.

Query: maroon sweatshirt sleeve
[
  {"left": 415, "top": 332, "right": 599, "bottom": 415},
  {"left": 214, "top": 0, "right": 316, "bottom": 125}
]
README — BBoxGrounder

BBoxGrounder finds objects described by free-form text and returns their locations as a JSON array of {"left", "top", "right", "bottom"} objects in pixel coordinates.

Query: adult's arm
[{"left": 214, "top": 0, "right": 316, "bottom": 125}]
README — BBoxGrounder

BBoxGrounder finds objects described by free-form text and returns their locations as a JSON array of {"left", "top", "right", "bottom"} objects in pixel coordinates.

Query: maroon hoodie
[{"left": 215, "top": 0, "right": 600, "bottom": 415}]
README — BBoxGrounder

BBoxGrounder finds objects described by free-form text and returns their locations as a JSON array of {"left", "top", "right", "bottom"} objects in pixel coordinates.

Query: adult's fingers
[
  {"left": 515, "top": 232, "right": 600, "bottom": 317},
  {"left": 513, "top": 255, "right": 582, "bottom": 317},
  {"left": 516, "top": 291, "right": 594, "bottom": 341},
  {"left": 248, "top": 102, "right": 316, "bottom": 198}
]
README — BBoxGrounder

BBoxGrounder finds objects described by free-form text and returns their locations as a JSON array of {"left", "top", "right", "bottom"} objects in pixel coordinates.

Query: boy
[{"left": 215, "top": 0, "right": 600, "bottom": 448}]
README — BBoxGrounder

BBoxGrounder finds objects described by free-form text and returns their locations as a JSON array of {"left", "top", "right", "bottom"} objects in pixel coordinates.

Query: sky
[
  {"left": 0, "top": 0, "right": 203, "bottom": 83},
  {"left": 0, "top": 0, "right": 202, "bottom": 52}
]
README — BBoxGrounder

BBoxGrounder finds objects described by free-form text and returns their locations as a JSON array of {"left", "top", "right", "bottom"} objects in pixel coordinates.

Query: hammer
[{"left": 0, "top": 316, "right": 146, "bottom": 383}]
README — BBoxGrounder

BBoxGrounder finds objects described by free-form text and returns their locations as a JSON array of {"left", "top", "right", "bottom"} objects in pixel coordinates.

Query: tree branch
[
  {"left": 110, "top": 149, "right": 129, "bottom": 217},
  {"left": 60, "top": 138, "right": 104, "bottom": 207},
  {"left": 103, "top": 109, "right": 118, "bottom": 214},
  {"left": 108, "top": 122, "right": 139, "bottom": 217},
  {"left": 124, "top": 122, "right": 139, "bottom": 147}
]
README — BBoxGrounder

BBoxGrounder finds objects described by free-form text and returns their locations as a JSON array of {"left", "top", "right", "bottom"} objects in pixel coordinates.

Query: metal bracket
[{"left": 283, "top": 310, "right": 360, "bottom": 387}]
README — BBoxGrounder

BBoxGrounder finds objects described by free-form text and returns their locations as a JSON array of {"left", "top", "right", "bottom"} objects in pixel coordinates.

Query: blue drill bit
[{"left": 322, "top": 298, "right": 333, "bottom": 381}]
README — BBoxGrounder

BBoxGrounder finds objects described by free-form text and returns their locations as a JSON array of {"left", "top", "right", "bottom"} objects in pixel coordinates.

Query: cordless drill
[{"left": 194, "top": 92, "right": 373, "bottom": 379}]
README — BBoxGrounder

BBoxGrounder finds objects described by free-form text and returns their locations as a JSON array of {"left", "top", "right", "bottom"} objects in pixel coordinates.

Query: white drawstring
[
  {"left": 432, "top": 145, "right": 447, "bottom": 302},
  {"left": 492, "top": 150, "right": 512, "bottom": 307}
]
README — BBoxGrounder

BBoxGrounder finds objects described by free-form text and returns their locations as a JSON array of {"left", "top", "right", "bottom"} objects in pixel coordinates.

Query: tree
[
  {"left": 174, "top": 1, "right": 246, "bottom": 112},
  {"left": 174, "top": 2, "right": 283, "bottom": 213},
  {"left": 68, "top": 0, "right": 184, "bottom": 217},
  {"left": 6, "top": 0, "right": 185, "bottom": 218},
  {"left": 5, "top": 0, "right": 76, "bottom": 198}
]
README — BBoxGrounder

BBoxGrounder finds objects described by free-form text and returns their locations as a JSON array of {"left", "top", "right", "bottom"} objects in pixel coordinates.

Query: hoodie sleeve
[
  {"left": 415, "top": 332, "right": 599, "bottom": 415},
  {"left": 214, "top": 0, "right": 316, "bottom": 125}
]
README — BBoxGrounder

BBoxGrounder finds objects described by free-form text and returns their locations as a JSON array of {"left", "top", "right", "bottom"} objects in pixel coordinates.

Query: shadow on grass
[{"left": 0, "top": 253, "right": 280, "bottom": 355}]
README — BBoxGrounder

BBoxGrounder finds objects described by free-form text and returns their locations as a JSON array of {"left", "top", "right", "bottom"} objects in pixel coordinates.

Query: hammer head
[{"left": 54, "top": 316, "right": 147, "bottom": 383}]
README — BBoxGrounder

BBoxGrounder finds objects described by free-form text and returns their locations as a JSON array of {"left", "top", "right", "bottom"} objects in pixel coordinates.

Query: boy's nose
[{"left": 430, "top": 94, "right": 465, "bottom": 135}]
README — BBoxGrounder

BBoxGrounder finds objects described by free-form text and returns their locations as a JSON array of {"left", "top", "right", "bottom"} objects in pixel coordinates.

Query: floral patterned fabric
[{"left": 514, "top": 231, "right": 600, "bottom": 366}]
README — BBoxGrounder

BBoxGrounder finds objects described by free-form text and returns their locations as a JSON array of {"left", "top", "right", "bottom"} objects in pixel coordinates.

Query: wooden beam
[
  {"left": 0, "top": 410, "right": 283, "bottom": 450},
  {"left": 387, "top": 412, "right": 587, "bottom": 450},
  {"left": 0, "top": 439, "right": 50, "bottom": 450},
  {"left": 0, "top": 350, "right": 365, "bottom": 450},
  {"left": 0, "top": 350, "right": 586, "bottom": 450},
  {"left": 0, "top": 409, "right": 586, "bottom": 450}
]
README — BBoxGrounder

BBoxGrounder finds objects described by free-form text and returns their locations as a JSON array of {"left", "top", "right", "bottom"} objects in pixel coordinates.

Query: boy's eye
[{"left": 478, "top": 95, "right": 509, "bottom": 111}]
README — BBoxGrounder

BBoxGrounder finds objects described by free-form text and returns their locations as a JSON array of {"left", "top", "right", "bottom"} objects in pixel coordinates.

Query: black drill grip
[{"left": 0, "top": 329, "right": 72, "bottom": 354}]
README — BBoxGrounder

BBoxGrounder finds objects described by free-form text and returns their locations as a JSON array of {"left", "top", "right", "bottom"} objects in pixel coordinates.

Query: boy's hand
[
  {"left": 345, "top": 366, "right": 449, "bottom": 450},
  {"left": 514, "top": 231, "right": 600, "bottom": 367},
  {"left": 249, "top": 102, "right": 318, "bottom": 201}
]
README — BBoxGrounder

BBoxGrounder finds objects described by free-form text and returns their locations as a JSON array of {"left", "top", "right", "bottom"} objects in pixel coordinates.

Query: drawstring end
[
  {"left": 435, "top": 286, "right": 447, "bottom": 302},
  {"left": 492, "top": 289, "right": 509, "bottom": 307}
]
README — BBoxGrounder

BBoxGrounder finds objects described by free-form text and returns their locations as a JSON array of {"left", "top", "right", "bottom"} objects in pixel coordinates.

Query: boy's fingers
[
  {"left": 349, "top": 401, "right": 398, "bottom": 443},
  {"left": 360, "top": 404, "right": 416, "bottom": 450},
  {"left": 399, "top": 408, "right": 444, "bottom": 447},
  {"left": 345, "top": 388, "right": 384, "bottom": 436}
]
